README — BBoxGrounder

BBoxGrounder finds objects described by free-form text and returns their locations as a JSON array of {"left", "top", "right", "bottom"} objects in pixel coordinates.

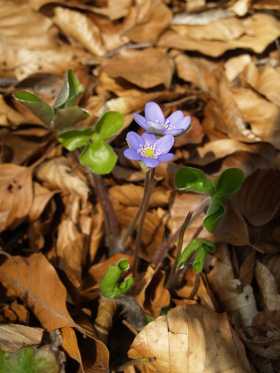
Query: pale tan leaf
[
  {"left": 206, "top": 245, "right": 258, "bottom": 328},
  {"left": 0, "top": 164, "right": 33, "bottom": 232},
  {"left": 0, "top": 253, "right": 84, "bottom": 333},
  {"left": 94, "top": 299, "right": 117, "bottom": 345},
  {"left": 53, "top": 7, "right": 106, "bottom": 56},
  {"left": 56, "top": 219, "right": 84, "bottom": 283},
  {"left": 125, "top": 0, "right": 172, "bottom": 43},
  {"left": 255, "top": 261, "right": 280, "bottom": 311},
  {"left": 128, "top": 303, "right": 250, "bottom": 373},
  {"left": 245, "top": 63, "right": 280, "bottom": 106},
  {"left": 28, "top": 182, "right": 56, "bottom": 222},
  {"left": 224, "top": 54, "right": 251, "bottom": 82},
  {"left": 0, "top": 324, "right": 43, "bottom": 352},
  {"left": 102, "top": 48, "right": 174, "bottom": 89},
  {"left": 36, "top": 157, "right": 90, "bottom": 199}
]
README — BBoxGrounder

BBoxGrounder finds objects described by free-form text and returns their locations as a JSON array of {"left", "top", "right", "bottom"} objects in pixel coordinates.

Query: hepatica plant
[{"left": 14, "top": 73, "right": 244, "bottom": 300}]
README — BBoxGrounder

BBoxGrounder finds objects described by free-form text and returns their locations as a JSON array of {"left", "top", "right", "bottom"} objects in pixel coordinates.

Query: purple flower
[
  {"left": 133, "top": 102, "right": 191, "bottom": 137},
  {"left": 124, "top": 131, "right": 174, "bottom": 168}
]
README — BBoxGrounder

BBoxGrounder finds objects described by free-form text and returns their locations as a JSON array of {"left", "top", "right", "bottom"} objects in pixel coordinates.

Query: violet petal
[
  {"left": 133, "top": 113, "right": 148, "bottom": 130},
  {"left": 124, "top": 148, "right": 141, "bottom": 160},
  {"left": 126, "top": 131, "right": 143, "bottom": 150},
  {"left": 155, "top": 135, "right": 174, "bottom": 154},
  {"left": 145, "top": 102, "right": 165, "bottom": 123},
  {"left": 158, "top": 153, "right": 174, "bottom": 162},
  {"left": 166, "top": 110, "right": 184, "bottom": 124},
  {"left": 142, "top": 157, "right": 159, "bottom": 168}
]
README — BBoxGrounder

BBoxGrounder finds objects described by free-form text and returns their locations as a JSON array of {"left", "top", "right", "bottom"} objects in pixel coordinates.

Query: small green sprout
[{"left": 99, "top": 259, "right": 134, "bottom": 298}]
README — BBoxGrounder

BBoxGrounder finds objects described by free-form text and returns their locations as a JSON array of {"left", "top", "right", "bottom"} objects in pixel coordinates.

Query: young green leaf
[
  {"left": 54, "top": 69, "right": 84, "bottom": 109},
  {"left": 13, "top": 91, "right": 54, "bottom": 125},
  {"left": 175, "top": 167, "right": 213, "bottom": 194},
  {"left": 192, "top": 245, "right": 208, "bottom": 273},
  {"left": 203, "top": 196, "right": 226, "bottom": 233},
  {"left": 79, "top": 137, "right": 118, "bottom": 174},
  {"left": 56, "top": 128, "right": 95, "bottom": 151},
  {"left": 99, "top": 259, "right": 134, "bottom": 298},
  {"left": 178, "top": 238, "right": 215, "bottom": 269},
  {"left": 214, "top": 168, "right": 244, "bottom": 197},
  {"left": 52, "top": 106, "right": 89, "bottom": 130},
  {"left": 94, "top": 111, "right": 124, "bottom": 140}
]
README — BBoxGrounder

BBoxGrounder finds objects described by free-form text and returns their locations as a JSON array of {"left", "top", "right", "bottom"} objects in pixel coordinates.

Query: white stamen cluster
[
  {"left": 155, "top": 119, "right": 175, "bottom": 130},
  {"left": 137, "top": 142, "right": 163, "bottom": 159}
]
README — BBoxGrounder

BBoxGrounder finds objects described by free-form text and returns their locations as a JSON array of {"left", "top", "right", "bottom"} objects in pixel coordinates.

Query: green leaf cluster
[
  {"left": 57, "top": 111, "right": 124, "bottom": 174},
  {"left": 175, "top": 167, "right": 244, "bottom": 232},
  {"left": 99, "top": 259, "right": 134, "bottom": 298},
  {"left": 0, "top": 347, "right": 59, "bottom": 373},
  {"left": 13, "top": 69, "right": 89, "bottom": 130},
  {"left": 178, "top": 238, "right": 215, "bottom": 273}
]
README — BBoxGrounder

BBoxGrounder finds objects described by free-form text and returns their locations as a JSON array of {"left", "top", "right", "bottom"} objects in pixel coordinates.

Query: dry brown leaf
[
  {"left": 56, "top": 219, "right": 84, "bottom": 284},
  {"left": 206, "top": 245, "right": 258, "bottom": 328},
  {"left": 0, "top": 164, "right": 33, "bottom": 232},
  {"left": 0, "top": 95, "right": 27, "bottom": 126},
  {"left": 232, "top": 87, "right": 280, "bottom": 150},
  {"left": 224, "top": 54, "right": 251, "bottom": 82},
  {"left": 36, "top": 157, "right": 89, "bottom": 199},
  {"left": 0, "top": 324, "right": 43, "bottom": 352},
  {"left": 137, "top": 265, "right": 170, "bottom": 318},
  {"left": 61, "top": 327, "right": 83, "bottom": 370},
  {"left": 0, "top": 1, "right": 57, "bottom": 49},
  {"left": 102, "top": 48, "right": 174, "bottom": 89},
  {"left": 245, "top": 63, "right": 280, "bottom": 106},
  {"left": 0, "top": 253, "right": 84, "bottom": 333},
  {"left": 254, "top": 261, "right": 280, "bottom": 311},
  {"left": 263, "top": 253, "right": 280, "bottom": 293},
  {"left": 128, "top": 302, "right": 250, "bottom": 373},
  {"left": 159, "top": 13, "right": 280, "bottom": 57},
  {"left": 232, "top": 168, "right": 280, "bottom": 226},
  {"left": 125, "top": 0, "right": 172, "bottom": 43},
  {"left": 94, "top": 299, "right": 117, "bottom": 345},
  {"left": 53, "top": 7, "right": 106, "bottom": 56},
  {"left": 28, "top": 182, "right": 56, "bottom": 222}
]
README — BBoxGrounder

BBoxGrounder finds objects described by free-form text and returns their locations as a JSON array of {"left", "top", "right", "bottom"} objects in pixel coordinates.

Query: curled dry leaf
[
  {"left": 137, "top": 265, "right": 170, "bottom": 318},
  {"left": 254, "top": 261, "right": 280, "bottom": 311},
  {"left": 0, "top": 324, "right": 43, "bottom": 352},
  {"left": 232, "top": 87, "right": 280, "bottom": 150},
  {"left": 159, "top": 13, "right": 280, "bottom": 57},
  {"left": 28, "top": 182, "right": 56, "bottom": 222},
  {"left": 0, "top": 253, "right": 84, "bottom": 333},
  {"left": 231, "top": 168, "right": 280, "bottom": 226},
  {"left": 245, "top": 63, "right": 280, "bottom": 106},
  {"left": 94, "top": 299, "right": 117, "bottom": 345},
  {"left": 53, "top": 7, "right": 106, "bottom": 56},
  {"left": 125, "top": 0, "right": 172, "bottom": 43},
  {"left": 128, "top": 303, "right": 250, "bottom": 373},
  {"left": 0, "top": 164, "right": 33, "bottom": 232},
  {"left": 102, "top": 48, "right": 174, "bottom": 89},
  {"left": 206, "top": 245, "right": 258, "bottom": 328},
  {"left": 36, "top": 156, "right": 89, "bottom": 199}
]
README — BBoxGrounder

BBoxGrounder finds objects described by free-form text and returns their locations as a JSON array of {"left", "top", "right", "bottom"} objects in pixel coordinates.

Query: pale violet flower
[
  {"left": 124, "top": 131, "right": 174, "bottom": 168},
  {"left": 133, "top": 102, "right": 191, "bottom": 136}
]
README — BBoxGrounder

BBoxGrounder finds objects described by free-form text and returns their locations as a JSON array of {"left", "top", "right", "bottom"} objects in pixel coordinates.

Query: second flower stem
[{"left": 132, "top": 168, "right": 155, "bottom": 279}]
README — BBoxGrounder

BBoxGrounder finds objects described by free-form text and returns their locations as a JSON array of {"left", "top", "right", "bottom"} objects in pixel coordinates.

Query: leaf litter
[{"left": 0, "top": 0, "right": 280, "bottom": 372}]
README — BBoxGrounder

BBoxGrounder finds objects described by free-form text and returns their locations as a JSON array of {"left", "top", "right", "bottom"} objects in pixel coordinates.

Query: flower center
[
  {"left": 155, "top": 119, "right": 175, "bottom": 130},
  {"left": 137, "top": 142, "right": 163, "bottom": 159}
]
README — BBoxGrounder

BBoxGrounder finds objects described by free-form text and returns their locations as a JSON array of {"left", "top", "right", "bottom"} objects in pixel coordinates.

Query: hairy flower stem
[
  {"left": 132, "top": 168, "right": 155, "bottom": 279},
  {"left": 121, "top": 171, "right": 150, "bottom": 245},
  {"left": 162, "top": 196, "right": 212, "bottom": 290}
]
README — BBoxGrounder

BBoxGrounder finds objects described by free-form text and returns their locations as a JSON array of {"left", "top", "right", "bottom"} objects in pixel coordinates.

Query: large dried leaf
[
  {"left": 159, "top": 13, "right": 280, "bottom": 57},
  {"left": 232, "top": 87, "right": 280, "bottom": 149},
  {"left": 28, "top": 182, "right": 56, "bottom": 222},
  {"left": 128, "top": 303, "right": 250, "bottom": 372},
  {"left": 102, "top": 48, "right": 174, "bottom": 89},
  {"left": 0, "top": 164, "right": 33, "bottom": 232},
  {"left": 231, "top": 168, "right": 280, "bottom": 226},
  {"left": 61, "top": 327, "right": 83, "bottom": 370},
  {"left": 0, "top": 324, "right": 43, "bottom": 352},
  {"left": 0, "top": 253, "right": 84, "bottom": 333},
  {"left": 36, "top": 157, "right": 90, "bottom": 199},
  {"left": 52, "top": 7, "right": 106, "bottom": 56},
  {"left": 206, "top": 245, "right": 258, "bottom": 328}
]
